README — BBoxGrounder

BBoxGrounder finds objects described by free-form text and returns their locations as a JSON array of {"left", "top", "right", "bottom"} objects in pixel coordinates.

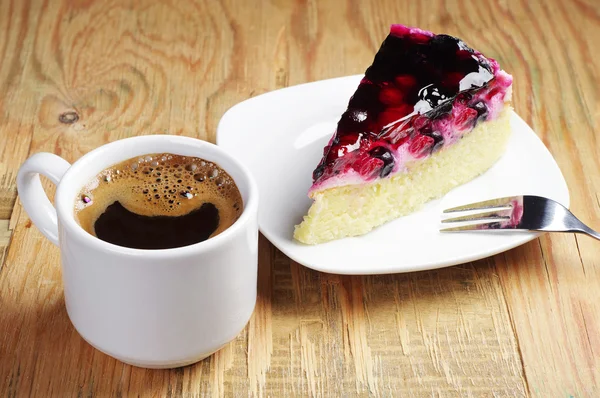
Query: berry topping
[
  {"left": 394, "top": 75, "right": 417, "bottom": 89},
  {"left": 338, "top": 109, "right": 370, "bottom": 131},
  {"left": 313, "top": 163, "right": 325, "bottom": 180},
  {"left": 359, "top": 157, "right": 383, "bottom": 178},
  {"left": 409, "top": 134, "right": 435, "bottom": 158},
  {"left": 378, "top": 105, "right": 413, "bottom": 127},
  {"left": 309, "top": 24, "right": 513, "bottom": 192},
  {"left": 379, "top": 86, "right": 405, "bottom": 105},
  {"left": 369, "top": 146, "right": 395, "bottom": 177},
  {"left": 471, "top": 101, "right": 488, "bottom": 124},
  {"left": 453, "top": 107, "right": 478, "bottom": 131},
  {"left": 422, "top": 130, "right": 444, "bottom": 153}
]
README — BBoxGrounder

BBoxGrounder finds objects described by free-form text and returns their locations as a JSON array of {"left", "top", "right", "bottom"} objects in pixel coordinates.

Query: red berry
[
  {"left": 379, "top": 86, "right": 404, "bottom": 105},
  {"left": 394, "top": 75, "right": 417, "bottom": 89},
  {"left": 409, "top": 134, "right": 435, "bottom": 157},
  {"left": 453, "top": 107, "right": 478, "bottom": 131},
  {"left": 358, "top": 157, "right": 383, "bottom": 179},
  {"left": 444, "top": 72, "right": 464, "bottom": 88},
  {"left": 378, "top": 105, "right": 412, "bottom": 127},
  {"left": 412, "top": 115, "right": 429, "bottom": 131},
  {"left": 487, "top": 87, "right": 500, "bottom": 99},
  {"left": 455, "top": 92, "right": 473, "bottom": 105}
]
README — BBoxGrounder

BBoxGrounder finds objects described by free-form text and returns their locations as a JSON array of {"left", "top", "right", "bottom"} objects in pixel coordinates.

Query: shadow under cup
[{"left": 27, "top": 135, "right": 259, "bottom": 368}]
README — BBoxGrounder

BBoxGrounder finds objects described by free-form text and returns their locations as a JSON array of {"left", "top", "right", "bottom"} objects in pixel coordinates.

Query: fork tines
[{"left": 440, "top": 195, "right": 522, "bottom": 232}]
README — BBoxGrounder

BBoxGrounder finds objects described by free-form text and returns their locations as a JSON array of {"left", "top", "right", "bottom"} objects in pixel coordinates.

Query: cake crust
[{"left": 294, "top": 108, "right": 513, "bottom": 244}]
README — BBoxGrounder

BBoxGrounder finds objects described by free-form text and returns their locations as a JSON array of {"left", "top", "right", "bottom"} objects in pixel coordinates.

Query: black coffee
[{"left": 75, "top": 153, "right": 243, "bottom": 249}]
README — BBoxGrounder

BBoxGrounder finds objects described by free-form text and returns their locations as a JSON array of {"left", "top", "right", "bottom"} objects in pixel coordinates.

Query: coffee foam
[{"left": 75, "top": 153, "right": 243, "bottom": 239}]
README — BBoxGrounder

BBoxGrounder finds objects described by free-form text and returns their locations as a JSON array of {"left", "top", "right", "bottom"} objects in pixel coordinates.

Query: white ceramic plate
[{"left": 217, "top": 75, "right": 569, "bottom": 275}]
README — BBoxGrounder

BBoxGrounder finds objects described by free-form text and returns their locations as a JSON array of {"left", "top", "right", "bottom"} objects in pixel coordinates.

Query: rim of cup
[{"left": 54, "top": 135, "right": 259, "bottom": 258}]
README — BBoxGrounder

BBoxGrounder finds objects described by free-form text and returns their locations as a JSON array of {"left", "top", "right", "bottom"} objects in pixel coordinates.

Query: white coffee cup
[{"left": 16, "top": 135, "right": 259, "bottom": 369}]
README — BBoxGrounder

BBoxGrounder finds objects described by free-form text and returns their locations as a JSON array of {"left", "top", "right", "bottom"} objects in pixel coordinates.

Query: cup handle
[{"left": 16, "top": 153, "right": 71, "bottom": 246}]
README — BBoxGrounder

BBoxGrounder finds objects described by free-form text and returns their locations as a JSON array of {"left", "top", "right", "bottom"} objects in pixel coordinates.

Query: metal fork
[{"left": 440, "top": 195, "right": 600, "bottom": 241}]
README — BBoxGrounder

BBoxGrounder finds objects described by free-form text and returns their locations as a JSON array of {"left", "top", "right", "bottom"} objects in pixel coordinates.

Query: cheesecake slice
[{"left": 294, "top": 24, "right": 513, "bottom": 244}]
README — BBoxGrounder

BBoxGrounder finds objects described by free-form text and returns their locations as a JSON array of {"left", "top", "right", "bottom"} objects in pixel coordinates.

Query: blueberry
[
  {"left": 421, "top": 129, "right": 444, "bottom": 153},
  {"left": 379, "top": 162, "right": 394, "bottom": 178},
  {"left": 370, "top": 146, "right": 393, "bottom": 160},
  {"left": 471, "top": 101, "right": 488, "bottom": 125},
  {"left": 369, "top": 146, "right": 395, "bottom": 178},
  {"left": 455, "top": 92, "right": 473, "bottom": 105},
  {"left": 313, "top": 163, "right": 325, "bottom": 180}
]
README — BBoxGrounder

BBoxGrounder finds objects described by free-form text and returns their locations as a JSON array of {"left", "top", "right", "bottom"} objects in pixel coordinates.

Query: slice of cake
[{"left": 294, "top": 24, "right": 513, "bottom": 244}]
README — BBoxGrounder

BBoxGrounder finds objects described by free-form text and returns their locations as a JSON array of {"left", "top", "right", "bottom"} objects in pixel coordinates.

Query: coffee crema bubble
[{"left": 74, "top": 153, "right": 243, "bottom": 250}]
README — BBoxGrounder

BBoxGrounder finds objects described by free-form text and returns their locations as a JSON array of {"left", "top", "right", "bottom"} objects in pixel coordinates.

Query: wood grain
[{"left": 0, "top": 0, "right": 598, "bottom": 396}]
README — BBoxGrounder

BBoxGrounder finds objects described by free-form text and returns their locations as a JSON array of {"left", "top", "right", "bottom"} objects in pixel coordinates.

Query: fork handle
[
  {"left": 578, "top": 227, "right": 600, "bottom": 241},
  {"left": 556, "top": 207, "right": 600, "bottom": 241}
]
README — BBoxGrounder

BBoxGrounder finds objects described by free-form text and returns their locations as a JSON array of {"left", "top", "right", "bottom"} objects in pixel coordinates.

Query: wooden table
[{"left": 1, "top": 0, "right": 598, "bottom": 396}]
